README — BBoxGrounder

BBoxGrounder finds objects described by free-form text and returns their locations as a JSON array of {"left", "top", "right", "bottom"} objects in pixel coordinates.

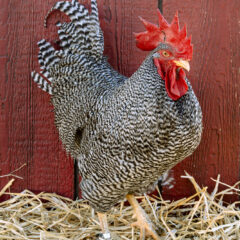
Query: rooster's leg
[
  {"left": 97, "top": 212, "right": 111, "bottom": 239},
  {"left": 126, "top": 194, "right": 160, "bottom": 240}
]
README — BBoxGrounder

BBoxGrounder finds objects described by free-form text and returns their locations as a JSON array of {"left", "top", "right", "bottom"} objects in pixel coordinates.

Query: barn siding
[
  {"left": 0, "top": 0, "right": 74, "bottom": 200},
  {"left": 0, "top": 0, "right": 239, "bottom": 201},
  {"left": 162, "top": 0, "right": 240, "bottom": 201}
]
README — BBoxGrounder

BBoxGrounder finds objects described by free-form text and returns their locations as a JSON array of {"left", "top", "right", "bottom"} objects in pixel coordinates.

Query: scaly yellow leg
[
  {"left": 97, "top": 212, "right": 111, "bottom": 239},
  {"left": 126, "top": 194, "right": 160, "bottom": 240}
]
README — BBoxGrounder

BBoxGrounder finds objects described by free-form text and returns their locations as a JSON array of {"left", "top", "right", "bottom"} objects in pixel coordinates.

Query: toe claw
[{"left": 97, "top": 232, "right": 111, "bottom": 240}]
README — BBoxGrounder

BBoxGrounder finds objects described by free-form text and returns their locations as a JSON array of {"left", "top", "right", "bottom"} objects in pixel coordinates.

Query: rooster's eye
[{"left": 162, "top": 51, "right": 170, "bottom": 57}]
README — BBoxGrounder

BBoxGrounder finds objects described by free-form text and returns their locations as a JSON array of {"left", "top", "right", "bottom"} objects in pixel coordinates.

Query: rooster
[{"left": 32, "top": 0, "right": 202, "bottom": 239}]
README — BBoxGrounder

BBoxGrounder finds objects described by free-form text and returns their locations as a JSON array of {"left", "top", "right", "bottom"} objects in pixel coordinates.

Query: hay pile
[{"left": 0, "top": 173, "right": 239, "bottom": 239}]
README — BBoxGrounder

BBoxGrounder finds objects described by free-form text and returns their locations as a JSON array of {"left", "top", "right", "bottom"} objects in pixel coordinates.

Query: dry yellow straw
[{"left": 0, "top": 173, "right": 239, "bottom": 239}]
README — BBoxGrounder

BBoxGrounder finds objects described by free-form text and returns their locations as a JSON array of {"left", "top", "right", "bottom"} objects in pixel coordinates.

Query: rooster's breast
[{"left": 77, "top": 76, "right": 202, "bottom": 212}]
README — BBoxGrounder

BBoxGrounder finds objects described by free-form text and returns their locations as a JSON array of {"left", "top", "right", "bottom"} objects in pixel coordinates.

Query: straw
[{"left": 0, "top": 173, "right": 239, "bottom": 239}]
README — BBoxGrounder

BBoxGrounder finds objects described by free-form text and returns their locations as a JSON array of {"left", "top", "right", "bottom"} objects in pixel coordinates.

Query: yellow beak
[{"left": 173, "top": 59, "right": 190, "bottom": 72}]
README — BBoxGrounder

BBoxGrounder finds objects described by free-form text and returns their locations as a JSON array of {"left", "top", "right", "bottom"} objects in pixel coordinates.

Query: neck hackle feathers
[{"left": 135, "top": 10, "right": 193, "bottom": 60}]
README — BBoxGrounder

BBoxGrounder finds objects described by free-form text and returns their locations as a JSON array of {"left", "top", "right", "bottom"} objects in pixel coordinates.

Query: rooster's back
[{"left": 32, "top": 0, "right": 126, "bottom": 155}]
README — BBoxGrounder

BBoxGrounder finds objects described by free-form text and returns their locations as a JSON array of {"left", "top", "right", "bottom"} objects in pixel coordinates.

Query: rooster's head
[{"left": 135, "top": 10, "right": 193, "bottom": 101}]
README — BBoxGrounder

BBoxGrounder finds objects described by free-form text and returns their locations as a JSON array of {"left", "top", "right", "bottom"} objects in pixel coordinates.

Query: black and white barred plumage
[{"left": 32, "top": 0, "right": 202, "bottom": 212}]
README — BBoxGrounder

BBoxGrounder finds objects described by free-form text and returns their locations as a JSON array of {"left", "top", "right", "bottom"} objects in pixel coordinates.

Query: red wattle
[
  {"left": 165, "top": 67, "right": 188, "bottom": 100},
  {"left": 154, "top": 59, "right": 188, "bottom": 101}
]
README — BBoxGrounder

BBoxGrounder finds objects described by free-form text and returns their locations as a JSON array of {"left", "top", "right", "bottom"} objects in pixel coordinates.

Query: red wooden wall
[
  {"left": 162, "top": 0, "right": 240, "bottom": 200},
  {"left": 0, "top": 0, "right": 239, "bottom": 201}
]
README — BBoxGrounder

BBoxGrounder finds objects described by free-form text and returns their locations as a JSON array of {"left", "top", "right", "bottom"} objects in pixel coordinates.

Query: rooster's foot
[{"left": 126, "top": 194, "right": 160, "bottom": 240}]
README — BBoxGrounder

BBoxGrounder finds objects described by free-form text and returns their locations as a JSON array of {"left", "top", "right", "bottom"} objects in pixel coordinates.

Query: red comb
[{"left": 135, "top": 10, "right": 193, "bottom": 60}]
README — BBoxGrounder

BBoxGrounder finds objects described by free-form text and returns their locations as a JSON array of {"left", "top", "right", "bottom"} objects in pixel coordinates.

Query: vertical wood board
[
  {"left": 162, "top": 0, "right": 240, "bottom": 200},
  {"left": 0, "top": 0, "right": 74, "bottom": 200}
]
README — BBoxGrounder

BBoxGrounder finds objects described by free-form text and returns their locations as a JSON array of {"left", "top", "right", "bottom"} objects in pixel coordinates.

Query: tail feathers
[
  {"left": 37, "top": 39, "right": 60, "bottom": 69},
  {"left": 44, "top": 1, "right": 89, "bottom": 27},
  {"left": 90, "top": 0, "right": 100, "bottom": 24},
  {"left": 32, "top": 40, "right": 57, "bottom": 95},
  {"left": 41, "top": 69, "right": 53, "bottom": 82},
  {"left": 32, "top": 0, "right": 104, "bottom": 94},
  {"left": 31, "top": 71, "right": 53, "bottom": 95},
  {"left": 57, "top": 23, "right": 73, "bottom": 50},
  {"left": 44, "top": 0, "right": 104, "bottom": 59}
]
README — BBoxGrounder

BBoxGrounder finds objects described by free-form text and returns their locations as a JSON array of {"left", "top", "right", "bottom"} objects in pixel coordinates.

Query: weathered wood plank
[
  {"left": 162, "top": 0, "right": 240, "bottom": 200},
  {"left": 0, "top": 0, "right": 74, "bottom": 200},
  {"left": 98, "top": 0, "right": 158, "bottom": 76}
]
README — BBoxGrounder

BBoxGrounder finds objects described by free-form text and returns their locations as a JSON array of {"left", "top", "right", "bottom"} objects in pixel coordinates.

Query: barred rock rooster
[{"left": 32, "top": 0, "right": 202, "bottom": 239}]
